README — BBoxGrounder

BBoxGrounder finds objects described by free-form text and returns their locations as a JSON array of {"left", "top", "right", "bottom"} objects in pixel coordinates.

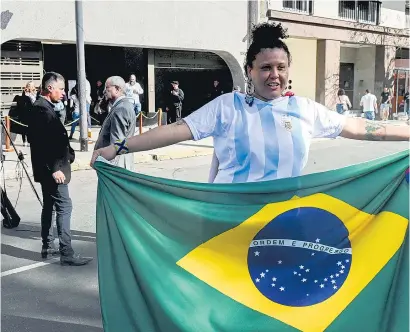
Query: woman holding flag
[{"left": 91, "top": 22, "right": 409, "bottom": 183}]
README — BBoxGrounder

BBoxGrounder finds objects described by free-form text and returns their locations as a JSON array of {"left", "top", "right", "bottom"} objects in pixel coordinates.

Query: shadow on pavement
[
  {"left": 1, "top": 243, "right": 45, "bottom": 262},
  {"left": 1, "top": 314, "right": 103, "bottom": 332},
  {"left": 2, "top": 223, "right": 96, "bottom": 243}
]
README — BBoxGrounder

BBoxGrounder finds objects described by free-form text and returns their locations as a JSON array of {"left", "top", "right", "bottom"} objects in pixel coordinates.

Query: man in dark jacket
[
  {"left": 27, "top": 72, "right": 92, "bottom": 266},
  {"left": 165, "top": 81, "right": 184, "bottom": 124}
]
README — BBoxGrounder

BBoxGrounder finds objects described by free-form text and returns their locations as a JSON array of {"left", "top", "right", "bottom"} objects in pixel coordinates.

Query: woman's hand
[{"left": 90, "top": 145, "right": 117, "bottom": 168}]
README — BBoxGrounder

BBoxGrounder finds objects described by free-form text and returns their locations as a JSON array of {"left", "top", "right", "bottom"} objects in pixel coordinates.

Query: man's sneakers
[
  {"left": 41, "top": 247, "right": 60, "bottom": 259},
  {"left": 60, "top": 254, "right": 93, "bottom": 266}
]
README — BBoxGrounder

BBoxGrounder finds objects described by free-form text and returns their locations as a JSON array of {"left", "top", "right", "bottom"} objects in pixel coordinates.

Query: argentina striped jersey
[{"left": 183, "top": 92, "right": 345, "bottom": 184}]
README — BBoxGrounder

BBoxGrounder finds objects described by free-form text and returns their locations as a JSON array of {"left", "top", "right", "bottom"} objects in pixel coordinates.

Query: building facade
[
  {"left": 1, "top": 0, "right": 409, "bottom": 114},
  {"left": 264, "top": 0, "right": 410, "bottom": 110}
]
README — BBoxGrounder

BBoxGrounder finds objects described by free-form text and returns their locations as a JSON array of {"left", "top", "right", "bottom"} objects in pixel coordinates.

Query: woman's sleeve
[
  {"left": 183, "top": 96, "right": 223, "bottom": 141},
  {"left": 311, "top": 99, "right": 346, "bottom": 138}
]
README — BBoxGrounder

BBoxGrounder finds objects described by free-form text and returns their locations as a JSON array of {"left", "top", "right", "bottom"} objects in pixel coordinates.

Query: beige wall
[
  {"left": 313, "top": 0, "right": 339, "bottom": 19},
  {"left": 1, "top": 1, "right": 247, "bottom": 89},
  {"left": 340, "top": 46, "right": 377, "bottom": 107},
  {"left": 286, "top": 38, "right": 317, "bottom": 100},
  {"left": 380, "top": 7, "right": 407, "bottom": 29}
]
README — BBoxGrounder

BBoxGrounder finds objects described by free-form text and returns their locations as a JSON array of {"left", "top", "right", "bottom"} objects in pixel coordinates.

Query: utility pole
[
  {"left": 247, "top": 0, "right": 259, "bottom": 48},
  {"left": 75, "top": 0, "right": 88, "bottom": 152}
]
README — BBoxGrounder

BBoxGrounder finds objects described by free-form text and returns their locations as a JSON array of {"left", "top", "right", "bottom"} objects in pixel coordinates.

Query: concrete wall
[
  {"left": 340, "top": 46, "right": 377, "bottom": 108},
  {"left": 268, "top": 0, "right": 409, "bottom": 30},
  {"left": 1, "top": 0, "right": 247, "bottom": 89},
  {"left": 354, "top": 47, "right": 376, "bottom": 107},
  {"left": 286, "top": 38, "right": 317, "bottom": 100},
  {"left": 312, "top": 0, "right": 339, "bottom": 19},
  {"left": 380, "top": 7, "right": 408, "bottom": 29}
]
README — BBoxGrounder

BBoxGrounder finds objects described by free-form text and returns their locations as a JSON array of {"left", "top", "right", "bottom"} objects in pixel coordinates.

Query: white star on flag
[
  {"left": 278, "top": 260, "right": 282, "bottom": 264},
  {"left": 280, "top": 287, "right": 285, "bottom": 291},
  {"left": 255, "top": 251, "right": 260, "bottom": 256},
  {"left": 256, "top": 278, "right": 260, "bottom": 282},
  {"left": 272, "top": 277, "right": 277, "bottom": 282},
  {"left": 302, "top": 278, "right": 307, "bottom": 282},
  {"left": 341, "top": 265, "right": 345, "bottom": 269},
  {"left": 271, "top": 283, "right": 275, "bottom": 287},
  {"left": 298, "top": 274, "right": 301, "bottom": 276},
  {"left": 299, "top": 265, "right": 304, "bottom": 269},
  {"left": 311, "top": 253, "right": 315, "bottom": 256},
  {"left": 260, "top": 272, "right": 265, "bottom": 278},
  {"left": 305, "top": 269, "right": 310, "bottom": 272},
  {"left": 266, "top": 269, "right": 269, "bottom": 272},
  {"left": 333, "top": 285, "right": 338, "bottom": 289},
  {"left": 315, "top": 238, "right": 320, "bottom": 243},
  {"left": 337, "top": 261, "right": 342, "bottom": 266},
  {"left": 293, "top": 271, "right": 297, "bottom": 275},
  {"left": 314, "top": 280, "right": 318, "bottom": 283},
  {"left": 320, "top": 284, "right": 325, "bottom": 288},
  {"left": 336, "top": 274, "right": 340, "bottom": 277},
  {"left": 306, "top": 294, "right": 309, "bottom": 296},
  {"left": 324, "top": 278, "right": 328, "bottom": 282},
  {"left": 346, "top": 259, "right": 350, "bottom": 263},
  {"left": 340, "top": 270, "right": 344, "bottom": 274},
  {"left": 330, "top": 275, "right": 334, "bottom": 279},
  {"left": 331, "top": 280, "right": 336, "bottom": 284}
]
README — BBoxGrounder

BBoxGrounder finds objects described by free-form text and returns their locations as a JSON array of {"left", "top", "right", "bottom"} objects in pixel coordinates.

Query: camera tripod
[{"left": 1, "top": 117, "right": 42, "bottom": 228}]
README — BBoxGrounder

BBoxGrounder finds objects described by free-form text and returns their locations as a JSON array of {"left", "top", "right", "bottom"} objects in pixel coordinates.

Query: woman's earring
[{"left": 245, "top": 79, "right": 254, "bottom": 106}]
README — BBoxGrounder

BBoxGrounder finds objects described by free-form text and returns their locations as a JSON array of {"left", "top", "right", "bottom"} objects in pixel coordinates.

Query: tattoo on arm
[{"left": 364, "top": 120, "right": 386, "bottom": 141}]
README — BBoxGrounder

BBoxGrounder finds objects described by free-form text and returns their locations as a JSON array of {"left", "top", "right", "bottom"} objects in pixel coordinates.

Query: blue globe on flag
[{"left": 247, "top": 207, "right": 351, "bottom": 307}]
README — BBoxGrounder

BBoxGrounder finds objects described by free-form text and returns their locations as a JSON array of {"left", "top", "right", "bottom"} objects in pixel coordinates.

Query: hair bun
[{"left": 251, "top": 22, "right": 289, "bottom": 44}]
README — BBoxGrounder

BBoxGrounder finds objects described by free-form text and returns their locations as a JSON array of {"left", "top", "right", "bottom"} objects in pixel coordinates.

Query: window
[
  {"left": 283, "top": 0, "right": 313, "bottom": 14},
  {"left": 338, "top": 1, "right": 381, "bottom": 24}
]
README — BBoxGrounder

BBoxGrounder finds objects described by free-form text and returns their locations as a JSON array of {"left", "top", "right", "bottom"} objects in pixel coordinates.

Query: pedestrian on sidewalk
[
  {"left": 27, "top": 72, "right": 93, "bottom": 266},
  {"left": 91, "top": 22, "right": 410, "bottom": 183},
  {"left": 10, "top": 81, "right": 36, "bottom": 147},
  {"left": 125, "top": 74, "right": 144, "bottom": 116},
  {"left": 360, "top": 89, "right": 378, "bottom": 121},
  {"left": 94, "top": 76, "right": 136, "bottom": 171},
  {"left": 336, "top": 89, "right": 352, "bottom": 115},
  {"left": 165, "top": 81, "right": 184, "bottom": 124},
  {"left": 54, "top": 93, "right": 68, "bottom": 126},
  {"left": 379, "top": 87, "right": 391, "bottom": 121}
]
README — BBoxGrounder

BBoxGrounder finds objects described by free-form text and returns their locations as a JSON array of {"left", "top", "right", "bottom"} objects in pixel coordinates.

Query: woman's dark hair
[
  {"left": 338, "top": 89, "right": 346, "bottom": 96},
  {"left": 244, "top": 22, "right": 291, "bottom": 77},
  {"left": 70, "top": 84, "right": 78, "bottom": 96}
]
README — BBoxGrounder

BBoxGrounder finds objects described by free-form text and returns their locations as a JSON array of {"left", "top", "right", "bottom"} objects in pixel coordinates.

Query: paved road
[{"left": 1, "top": 138, "right": 408, "bottom": 331}]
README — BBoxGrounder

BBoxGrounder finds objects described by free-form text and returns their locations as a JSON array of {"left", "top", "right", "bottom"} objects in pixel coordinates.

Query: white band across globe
[{"left": 250, "top": 239, "right": 352, "bottom": 255}]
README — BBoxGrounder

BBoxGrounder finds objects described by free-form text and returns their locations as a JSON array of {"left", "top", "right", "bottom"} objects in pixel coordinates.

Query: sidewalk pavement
[{"left": 2, "top": 119, "right": 409, "bottom": 180}]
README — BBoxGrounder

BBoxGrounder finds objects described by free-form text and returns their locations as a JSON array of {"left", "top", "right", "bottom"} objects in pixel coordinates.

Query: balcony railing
[
  {"left": 283, "top": 0, "right": 313, "bottom": 14},
  {"left": 339, "top": 1, "right": 381, "bottom": 24}
]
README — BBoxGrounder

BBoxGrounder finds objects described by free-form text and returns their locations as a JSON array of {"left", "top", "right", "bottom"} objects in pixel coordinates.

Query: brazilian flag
[{"left": 95, "top": 150, "right": 409, "bottom": 332}]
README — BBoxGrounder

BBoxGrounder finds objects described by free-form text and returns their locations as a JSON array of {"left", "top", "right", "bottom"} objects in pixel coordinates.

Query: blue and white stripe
[{"left": 184, "top": 92, "right": 344, "bottom": 184}]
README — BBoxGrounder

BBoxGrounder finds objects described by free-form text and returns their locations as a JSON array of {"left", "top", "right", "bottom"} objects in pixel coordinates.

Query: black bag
[{"left": 1, "top": 187, "right": 20, "bottom": 229}]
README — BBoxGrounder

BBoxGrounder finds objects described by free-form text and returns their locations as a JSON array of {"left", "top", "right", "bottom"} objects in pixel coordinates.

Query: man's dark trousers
[{"left": 40, "top": 177, "right": 74, "bottom": 257}]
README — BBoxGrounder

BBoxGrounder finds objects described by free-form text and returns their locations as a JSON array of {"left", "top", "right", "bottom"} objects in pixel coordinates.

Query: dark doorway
[
  {"left": 155, "top": 68, "right": 232, "bottom": 116},
  {"left": 339, "top": 63, "right": 355, "bottom": 108}
]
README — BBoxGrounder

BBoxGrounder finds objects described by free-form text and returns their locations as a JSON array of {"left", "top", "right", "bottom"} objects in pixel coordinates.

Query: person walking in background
[
  {"left": 208, "top": 80, "right": 224, "bottom": 101},
  {"left": 94, "top": 76, "right": 136, "bottom": 171},
  {"left": 360, "top": 89, "right": 378, "bottom": 121},
  {"left": 165, "top": 81, "right": 184, "bottom": 124},
  {"left": 125, "top": 74, "right": 144, "bottom": 115},
  {"left": 11, "top": 81, "right": 37, "bottom": 147},
  {"left": 68, "top": 84, "right": 80, "bottom": 140},
  {"left": 379, "top": 87, "right": 391, "bottom": 121},
  {"left": 336, "top": 89, "right": 352, "bottom": 115},
  {"left": 27, "top": 72, "right": 92, "bottom": 266}
]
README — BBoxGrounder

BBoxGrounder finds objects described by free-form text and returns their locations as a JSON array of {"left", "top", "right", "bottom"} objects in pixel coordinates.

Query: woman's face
[{"left": 247, "top": 48, "right": 289, "bottom": 101}]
